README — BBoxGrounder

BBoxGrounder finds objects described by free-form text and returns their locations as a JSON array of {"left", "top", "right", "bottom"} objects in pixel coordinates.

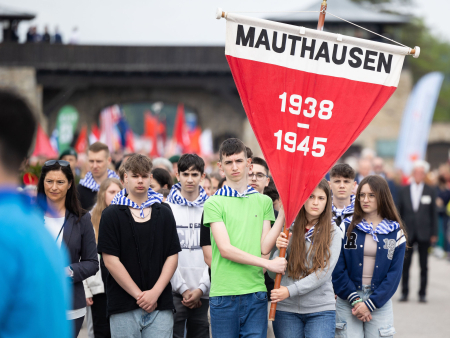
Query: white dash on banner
[{"left": 297, "top": 123, "right": 310, "bottom": 129}]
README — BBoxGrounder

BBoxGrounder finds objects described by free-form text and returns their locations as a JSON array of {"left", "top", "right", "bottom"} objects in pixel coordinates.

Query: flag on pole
[
  {"left": 99, "top": 105, "right": 121, "bottom": 152},
  {"left": 89, "top": 123, "right": 101, "bottom": 144},
  {"left": 394, "top": 72, "right": 444, "bottom": 175},
  {"left": 74, "top": 125, "right": 88, "bottom": 154},
  {"left": 32, "top": 125, "right": 58, "bottom": 158},
  {"left": 144, "top": 112, "right": 160, "bottom": 157},
  {"left": 220, "top": 10, "right": 413, "bottom": 226},
  {"left": 173, "top": 103, "right": 191, "bottom": 153}
]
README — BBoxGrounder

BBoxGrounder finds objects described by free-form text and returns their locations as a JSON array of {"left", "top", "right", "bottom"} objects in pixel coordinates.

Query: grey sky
[{"left": 9, "top": 0, "right": 450, "bottom": 45}]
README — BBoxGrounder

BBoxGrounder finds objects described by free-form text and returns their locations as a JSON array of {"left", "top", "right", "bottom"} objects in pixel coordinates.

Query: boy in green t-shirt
[{"left": 203, "top": 138, "right": 286, "bottom": 338}]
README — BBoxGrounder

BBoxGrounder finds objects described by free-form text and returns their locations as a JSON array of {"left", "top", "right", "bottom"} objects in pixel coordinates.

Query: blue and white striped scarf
[
  {"left": 305, "top": 225, "right": 316, "bottom": 243},
  {"left": 213, "top": 185, "right": 258, "bottom": 198},
  {"left": 79, "top": 169, "right": 119, "bottom": 192},
  {"left": 332, "top": 195, "right": 355, "bottom": 219},
  {"left": 166, "top": 183, "right": 208, "bottom": 207},
  {"left": 356, "top": 218, "right": 400, "bottom": 242},
  {"left": 111, "top": 187, "right": 163, "bottom": 218}
]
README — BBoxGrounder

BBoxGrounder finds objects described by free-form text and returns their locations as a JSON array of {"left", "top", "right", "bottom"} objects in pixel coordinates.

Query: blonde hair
[{"left": 91, "top": 177, "right": 123, "bottom": 242}]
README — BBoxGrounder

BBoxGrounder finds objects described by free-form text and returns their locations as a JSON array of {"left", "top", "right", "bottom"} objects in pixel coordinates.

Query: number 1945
[{"left": 274, "top": 131, "right": 327, "bottom": 157}]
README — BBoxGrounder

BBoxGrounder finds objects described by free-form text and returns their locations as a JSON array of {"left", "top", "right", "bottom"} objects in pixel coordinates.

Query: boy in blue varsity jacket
[{"left": 332, "top": 175, "right": 406, "bottom": 338}]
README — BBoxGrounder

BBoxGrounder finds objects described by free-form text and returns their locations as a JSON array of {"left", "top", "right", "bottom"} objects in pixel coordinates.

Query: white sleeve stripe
[
  {"left": 397, "top": 229, "right": 404, "bottom": 240},
  {"left": 367, "top": 299, "right": 376, "bottom": 310},
  {"left": 396, "top": 236, "right": 406, "bottom": 247},
  {"left": 347, "top": 292, "right": 358, "bottom": 301}
]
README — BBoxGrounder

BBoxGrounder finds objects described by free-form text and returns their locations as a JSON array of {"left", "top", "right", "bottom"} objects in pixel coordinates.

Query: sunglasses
[{"left": 44, "top": 160, "right": 70, "bottom": 167}]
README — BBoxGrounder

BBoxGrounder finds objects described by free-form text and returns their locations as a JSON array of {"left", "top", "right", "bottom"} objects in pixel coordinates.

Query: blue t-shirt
[{"left": 0, "top": 189, "right": 71, "bottom": 338}]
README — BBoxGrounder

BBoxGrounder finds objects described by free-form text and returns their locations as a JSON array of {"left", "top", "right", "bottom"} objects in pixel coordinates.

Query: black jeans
[
  {"left": 402, "top": 237, "right": 430, "bottom": 297},
  {"left": 173, "top": 293, "right": 210, "bottom": 338},
  {"left": 73, "top": 316, "right": 84, "bottom": 337},
  {"left": 91, "top": 293, "right": 111, "bottom": 338}
]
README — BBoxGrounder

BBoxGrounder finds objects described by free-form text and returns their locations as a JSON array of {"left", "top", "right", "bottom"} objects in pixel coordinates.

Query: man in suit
[{"left": 398, "top": 160, "right": 438, "bottom": 302}]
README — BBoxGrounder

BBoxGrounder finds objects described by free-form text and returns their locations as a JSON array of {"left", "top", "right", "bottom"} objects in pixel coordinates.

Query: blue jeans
[
  {"left": 109, "top": 308, "right": 173, "bottom": 338},
  {"left": 210, "top": 292, "right": 268, "bottom": 338},
  {"left": 272, "top": 310, "right": 335, "bottom": 338},
  {"left": 335, "top": 285, "right": 396, "bottom": 338}
]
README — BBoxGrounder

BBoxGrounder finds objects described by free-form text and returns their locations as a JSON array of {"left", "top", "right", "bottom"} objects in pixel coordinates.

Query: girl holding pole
[
  {"left": 269, "top": 178, "right": 342, "bottom": 338},
  {"left": 332, "top": 175, "right": 406, "bottom": 337}
]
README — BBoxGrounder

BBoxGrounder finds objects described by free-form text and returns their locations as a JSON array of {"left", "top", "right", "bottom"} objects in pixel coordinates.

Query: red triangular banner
[
  {"left": 223, "top": 14, "right": 409, "bottom": 226},
  {"left": 32, "top": 125, "right": 58, "bottom": 159}
]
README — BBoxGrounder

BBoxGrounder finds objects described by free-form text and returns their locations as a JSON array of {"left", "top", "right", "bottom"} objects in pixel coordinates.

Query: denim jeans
[
  {"left": 210, "top": 292, "right": 268, "bottom": 338},
  {"left": 109, "top": 308, "right": 173, "bottom": 338},
  {"left": 335, "top": 285, "right": 396, "bottom": 338},
  {"left": 272, "top": 310, "right": 335, "bottom": 338}
]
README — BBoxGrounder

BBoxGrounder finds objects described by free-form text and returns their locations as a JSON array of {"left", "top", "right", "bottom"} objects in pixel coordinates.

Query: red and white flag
[{"left": 221, "top": 12, "right": 414, "bottom": 226}]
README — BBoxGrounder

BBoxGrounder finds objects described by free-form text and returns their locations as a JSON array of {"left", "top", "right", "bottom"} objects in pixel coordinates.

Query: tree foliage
[
  {"left": 351, "top": 0, "right": 450, "bottom": 121},
  {"left": 399, "top": 19, "right": 450, "bottom": 121}
]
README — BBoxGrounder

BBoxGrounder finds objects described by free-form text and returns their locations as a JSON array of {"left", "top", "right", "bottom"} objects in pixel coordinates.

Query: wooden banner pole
[
  {"left": 270, "top": 0, "right": 328, "bottom": 322},
  {"left": 317, "top": 0, "right": 328, "bottom": 31},
  {"left": 268, "top": 223, "right": 290, "bottom": 321}
]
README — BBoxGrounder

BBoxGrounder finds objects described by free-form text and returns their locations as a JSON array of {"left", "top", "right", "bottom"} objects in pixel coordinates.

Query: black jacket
[
  {"left": 63, "top": 211, "right": 99, "bottom": 310},
  {"left": 77, "top": 184, "right": 97, "bottom": 211},
  {"left": 397, "top": 184, "right": 438, "bottom": 242},
  {"left": 97, "top": 203, "right": 181, "bottom": 316}
]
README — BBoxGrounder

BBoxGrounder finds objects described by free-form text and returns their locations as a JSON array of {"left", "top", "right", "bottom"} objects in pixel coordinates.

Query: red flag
[
  {"left": 32, "top": 125, "right": 58, "bottom": 158},
  {"left": 125, "top": 129, "right": 135, "bottom": 152},
  {"left": 223, "top": 14, "right": 409, "bottom": 226},
  {"left": 74, "top": 125, "right": 88, "bottom": 154},
  {"left": 144, "top": 112, "right": 159, "bottom": 157},
  {"left": 189, "top": 126, "right": 202, "bottom": 154},
  {"left": 89, "top": 123, "right": 100, "bottom": 144},
  {"left": 173, "top": 103, "right": 191, "bottom": 153}
]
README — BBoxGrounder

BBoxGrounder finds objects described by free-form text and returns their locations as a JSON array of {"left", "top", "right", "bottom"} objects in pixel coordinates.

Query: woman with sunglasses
[
  {"left": 332, "top": 175, "right": 407, "bottom": 338},
  {"left": 38, "top": 160, "right": 99, "bottom": 337}
]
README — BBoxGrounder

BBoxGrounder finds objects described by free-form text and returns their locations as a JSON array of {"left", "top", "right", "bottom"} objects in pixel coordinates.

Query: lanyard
[{"left": 55, "top": 218, "right": 67, "bottom": 243}]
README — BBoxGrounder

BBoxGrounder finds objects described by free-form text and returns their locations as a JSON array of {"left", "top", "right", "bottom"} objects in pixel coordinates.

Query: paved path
[
  {"left": 393, "top": 254, "right": 450, "bottom": 338},
  {"left": 78, "top": 255, "right": 450, "bottom": 338}
]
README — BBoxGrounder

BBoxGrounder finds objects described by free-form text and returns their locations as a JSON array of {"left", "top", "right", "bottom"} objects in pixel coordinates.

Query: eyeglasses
[
  {"left": 248, "top": 172, "right": 268, "bottom": 180},
  {"left": 358, "top": 193, "right": 376, "bottom": 201},
  {"left": 44, "top": 160, "right": 70, "bottom": 167}
]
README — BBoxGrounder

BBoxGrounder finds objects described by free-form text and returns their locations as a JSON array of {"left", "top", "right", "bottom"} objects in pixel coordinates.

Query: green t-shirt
[{"left": 203, "top": 193, "right": 275, "bottom": 297}]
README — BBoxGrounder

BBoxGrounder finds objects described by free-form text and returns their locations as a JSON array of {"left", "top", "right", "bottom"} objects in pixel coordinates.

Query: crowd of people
[
  {"left": 2, "top": 89, "right": 450, "bottom": 338},
  {"left": 25, "top": 25, "right": 63, "bottom": 44},
  {"left": 24, "top": 26, "right": 81, "bottom": 44}
]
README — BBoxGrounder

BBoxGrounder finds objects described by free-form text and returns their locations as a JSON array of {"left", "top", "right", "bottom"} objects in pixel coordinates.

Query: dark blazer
[
  {"left": 63, "top": 211, "right": 99, "bottom": 310},
  {"left": 397, "top": 184, "right": 438, "bottom": 242}
]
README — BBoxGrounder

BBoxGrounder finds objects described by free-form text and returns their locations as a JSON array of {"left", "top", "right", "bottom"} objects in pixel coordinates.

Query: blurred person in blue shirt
[{"left": 0, "top": 90, "right": 71, "bottom": 338}]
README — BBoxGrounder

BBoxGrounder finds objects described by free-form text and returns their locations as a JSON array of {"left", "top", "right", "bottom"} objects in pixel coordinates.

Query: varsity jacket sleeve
[
  {"left": 364, "top": 229, "right": 406, "bottom": 312},
  {"left": 286, "top": 229, "right": 342, "bottom": 297},
  {"left": 170, "top": 268, "right": 189, "bottom": 295},
  {"left": 198, "top": 265, "right": 211, "bottom": 296},
  {"left": 332, "top": 227, "right": 359, "bottom": 305}
]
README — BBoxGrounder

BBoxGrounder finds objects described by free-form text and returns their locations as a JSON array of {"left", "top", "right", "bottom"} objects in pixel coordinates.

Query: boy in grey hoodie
[{"left": 167, "top": 154, "right": 210, "bottom": 338}]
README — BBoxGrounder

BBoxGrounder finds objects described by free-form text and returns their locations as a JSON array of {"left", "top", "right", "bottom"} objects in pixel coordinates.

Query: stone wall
[
  {"left": 0, "top": 66, "right": 45, "bottom": 129},
  {"left": 47, "top": 86, "right": 245, "bottom": 142}
]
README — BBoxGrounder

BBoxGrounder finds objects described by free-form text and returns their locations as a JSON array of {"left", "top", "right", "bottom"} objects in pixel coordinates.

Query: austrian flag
[{"left": 217, "top": 10, "right": 418, "bottom": 226}]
